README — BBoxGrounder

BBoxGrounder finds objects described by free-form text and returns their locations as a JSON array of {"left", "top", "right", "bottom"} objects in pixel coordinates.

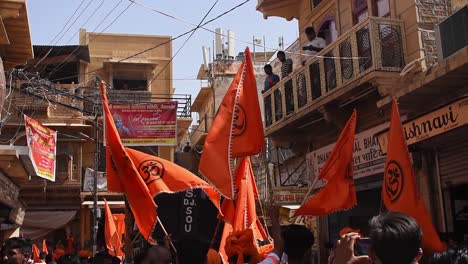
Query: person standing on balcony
[
  {"left": 302, "top": 27, "right": 326, "bottom": 65},
  {"left": 262, "top": 64, "right": 280, "bottom": 93},
  {"left": 277, "top": 51, "right": 293, "bottom": 79}
]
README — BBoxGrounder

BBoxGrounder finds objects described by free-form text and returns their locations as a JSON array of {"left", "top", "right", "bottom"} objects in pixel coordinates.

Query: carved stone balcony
[{"left": 263, "top": 17, "right": 406, "bottom": 136}]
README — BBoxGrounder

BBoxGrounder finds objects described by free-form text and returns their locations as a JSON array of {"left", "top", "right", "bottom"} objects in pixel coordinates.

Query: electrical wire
[
  {"left": 146, "top": 0, "right": 220, "bottom": 87},
  {"left": 131, "top": 0, "right": 367, "bottom": 60},
  {"left": 46, "top": 0, "right": 129, "bottom": 79},
  {"left": 50, "top": 0, "right": 251, "bottom": 83}
]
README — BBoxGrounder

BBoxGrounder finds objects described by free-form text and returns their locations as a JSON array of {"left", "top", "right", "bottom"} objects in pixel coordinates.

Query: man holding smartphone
[{"left": 331, "top": 212, "right": 423, "bottom": 264}]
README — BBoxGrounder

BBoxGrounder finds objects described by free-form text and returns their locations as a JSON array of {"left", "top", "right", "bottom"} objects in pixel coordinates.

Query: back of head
[
  {"left": 4, "top": 237, "right": 32, "bottom": 255},
  {"left": 177, "top": 235, "right": 210, "bottom": 264},
  {"left": 39, "top": 253, "right": 47, "bottom": 261},
  {"left": 277, "top": 51, "right": 285, "bottom": 58},
  {"left": 281, "top": 225, "right": 314, "bottom": 261},
  {"left": 58, "top": 255, "right": 80, "bottom": 264},
  {"left": 369, "top": 212, "right": 422, "bottom": 264}
]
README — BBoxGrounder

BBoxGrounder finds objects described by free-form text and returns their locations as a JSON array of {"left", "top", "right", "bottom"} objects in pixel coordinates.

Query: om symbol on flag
[
  {"left": 385, "top": 160, "right": 404, "bottom": 202},
  {"left": 233, "top": 104, "right": 247, "bottom": 137},
  {"left": 138, "top": 160, "right": 165, "bottom": 185}
]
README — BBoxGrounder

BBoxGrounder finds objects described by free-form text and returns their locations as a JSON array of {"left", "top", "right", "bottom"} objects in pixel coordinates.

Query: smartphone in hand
[{"left": 354, "top": 238, "right": 372, "bottom": 256}]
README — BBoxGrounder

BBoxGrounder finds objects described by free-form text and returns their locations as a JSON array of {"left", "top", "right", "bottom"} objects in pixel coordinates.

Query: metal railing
[{"left": 263, "top": 17, "right": 406, "bottom": 129}]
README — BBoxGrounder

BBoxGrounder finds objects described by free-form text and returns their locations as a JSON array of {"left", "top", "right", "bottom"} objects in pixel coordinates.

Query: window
[
  {"left": 354, "top": 0, "right": 390, "bottom": 24},
  {"left": 113, "top": 78, "right": 148, "bottom": 90},
  {"left": 376, "top": 0, "right": 390, "bottom": 17},
  {"left": 318, "top": 19, "right": 338, "bottom": 44},
  {"left": 311, "top": 0, "right": 322, "bottom": 8},
  {"left": 354, "top": 0, "right": 368, "bottom": 24}
]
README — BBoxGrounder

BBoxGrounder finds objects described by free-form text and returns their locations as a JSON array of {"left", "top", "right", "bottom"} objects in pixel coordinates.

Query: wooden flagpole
[{"left": 157, "top": 216, "right": 178, "bottom": 254}]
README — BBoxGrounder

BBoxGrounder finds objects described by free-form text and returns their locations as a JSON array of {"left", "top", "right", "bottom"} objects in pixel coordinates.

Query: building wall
[{"left": 79, "top": 29, "right": 173, "bottom": 95}]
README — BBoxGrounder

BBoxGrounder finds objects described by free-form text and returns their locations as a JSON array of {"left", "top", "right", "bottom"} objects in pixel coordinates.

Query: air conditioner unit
[{"left": 435, "top": 5, "right": 468, "bottom": 61}]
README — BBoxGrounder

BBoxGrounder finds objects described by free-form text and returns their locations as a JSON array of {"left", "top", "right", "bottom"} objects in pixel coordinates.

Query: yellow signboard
[{"left": 378, "top": 97, "right": 468, "bottom": 154}]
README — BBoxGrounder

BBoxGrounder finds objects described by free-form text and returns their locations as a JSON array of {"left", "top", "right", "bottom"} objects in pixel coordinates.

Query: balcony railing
[{"left": 263, "top": 17, "right": 406, "bottom": 129}]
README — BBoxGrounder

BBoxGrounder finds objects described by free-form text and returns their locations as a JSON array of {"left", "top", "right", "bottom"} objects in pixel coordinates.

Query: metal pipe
[{"left": 92, "top": 76, "right": 101, "bottom": 255}]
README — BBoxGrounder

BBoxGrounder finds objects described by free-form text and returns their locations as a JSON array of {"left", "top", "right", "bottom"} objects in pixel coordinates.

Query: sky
[{"left": 27, "top": 0, "right": 298, "bottom": 98}]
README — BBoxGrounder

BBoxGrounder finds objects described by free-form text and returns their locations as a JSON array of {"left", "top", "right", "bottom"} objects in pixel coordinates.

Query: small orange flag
[
  {"left": 104, "top": 199, "right": 122, "bottom": 257},
  {"left": 294, "top": 111, "right": 357, "bottom": 216},
  {"left": 42, "top": 239, "right": 48, "bottom": 254},
  {"left": 101, "top": 81, "right": 157, "bottom": 243},
  {"left": 199, "top": 48, "right": 264, "bottom": 199},
  {"left": 32, "top": 244, "right": 40, "bottom": 263},
  {"left": 383, "top": 99, "right": 445, "bottom": 252}
]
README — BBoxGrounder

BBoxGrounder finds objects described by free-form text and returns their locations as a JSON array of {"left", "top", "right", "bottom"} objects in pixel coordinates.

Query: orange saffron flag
[
  {"left": 42, "top": 239, "right": 48, "bottom": 254},
  {"left": 101, "top": 81, "right": 157, "bottom": 243},
  {"left": 104, "top": 199, "right": 122, "bottom": 257},
  {"left": 294, "top": 111, "right": 357, "bottom": 216},
  {"left": 124, "top": 148, "right": 221, "bottom": 212},
  {"left": 218, "top": 157, "right": 269, "bottom": 263},
  {"left": 32, "top": 244, "right": 40, "bottom": 263},
  {"left": 383, "top": 99, "right": 445, "bottom": 252},
  {"left": 199, "top": 48, "right": 264, "bottom": 199}
]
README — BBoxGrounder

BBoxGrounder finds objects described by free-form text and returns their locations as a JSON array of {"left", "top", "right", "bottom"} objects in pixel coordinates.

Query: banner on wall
[
  {"left": 106, "top": 101, "right": 178, "bottom": 146},
  {"left": 24, "top": 115, "right": 57, "bottom": 182}
]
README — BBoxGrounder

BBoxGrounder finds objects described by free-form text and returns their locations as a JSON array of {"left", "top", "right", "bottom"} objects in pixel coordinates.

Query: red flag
[
  {"left": 383, "top": 99, "right": 445, "bottom": 252},
  {"left": 294, "top": 111, "right": 357, "bottom": 216},
  {"left": 42, "top": 239, "right": 48, "bottom": 254},
  {"left": 101, "top": 81, "right": 157, "bottom": 243},
  {"left": 104, "top": 199, "right": 123, "bottom": 256},
  {"left": 199, "top": 48, "right": 264, "bottom": 199},
  {"left": 32, "top": 244, "right": 40, "bottom": 263}
]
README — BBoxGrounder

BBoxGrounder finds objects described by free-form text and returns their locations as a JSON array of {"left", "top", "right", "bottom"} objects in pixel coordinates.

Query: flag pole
[
  {"left": 92, "top": 76, "right": 100, "bottom": 255},
  {"left": 157, "top": 216, "right": 178, "bottom": 254}
]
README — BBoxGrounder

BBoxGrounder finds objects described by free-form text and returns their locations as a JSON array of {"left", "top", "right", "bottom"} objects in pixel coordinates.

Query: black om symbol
[
  {"left": 385, "top": 160, "right": 404, "bottom": 202},
  {"left": 138, "top": 160, "right": 165, "bottom": 185}
]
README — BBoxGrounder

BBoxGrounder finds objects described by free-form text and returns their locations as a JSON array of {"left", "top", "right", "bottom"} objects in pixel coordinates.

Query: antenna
[
  {"left": 227, "top": 30, "right": 235, "bottom": 59},
  {"left": 215, "top": 28, "right": 224, "bottom": 59},
  {"left": 202, "top": 46, "right": 209, "bottom": 68},
  {"left": 278, "top": 36, "right": 284, "bottom": 50}
]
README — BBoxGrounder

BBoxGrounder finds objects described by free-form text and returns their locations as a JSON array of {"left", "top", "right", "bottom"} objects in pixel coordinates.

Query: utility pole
[{"left": 92, "top": 76, "right": 101, "bottom": 255}]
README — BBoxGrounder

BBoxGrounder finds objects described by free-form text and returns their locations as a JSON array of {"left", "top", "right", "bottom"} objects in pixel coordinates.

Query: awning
[{"left": 20, "top": 210, "right": 77, "bottom": 240}]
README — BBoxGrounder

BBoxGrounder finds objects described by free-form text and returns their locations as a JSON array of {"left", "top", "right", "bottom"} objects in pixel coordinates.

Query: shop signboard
[
  {"left": 307, "top": 122, "right": 390, "bottom": 181},
  {"left": 271, "top": 187, "right": 309, "bottom": 205},
  {"left": 106, "top": 101, "right": 178, "bottom": 146},
  {"left": 378, "top": 97, "right": 468, "bottom": 154},
  {"left": 24, "top": 116, "right": 57, "bottom": 182}
]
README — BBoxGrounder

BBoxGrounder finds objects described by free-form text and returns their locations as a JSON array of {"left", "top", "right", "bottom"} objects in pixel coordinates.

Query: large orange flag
[
  {"left": 32, "top": 244, "right": 40, "bottom": 263},
  {"left": 294, "top": 111, "right": 357, "bottom": 216},
  {"left": 104, "top": 199, "right": 122, "bottom": 257},
  {"left": 383, "top": 99, "right": 445, "bottom": 252},
  {"left": 42, "top": 239, "right": 48, "bottom": 254},
  {"left": 218, "top": 157, "right": 269, "bottom": 263},
  {"left": 101, "top": 81, "right": 157, "bottom": 243},
  {"left": 124, "top": 148, "right": 221, "bottom": 212},
  {"left": 199, "top": 48, "right": 264, "bottom": 199}
]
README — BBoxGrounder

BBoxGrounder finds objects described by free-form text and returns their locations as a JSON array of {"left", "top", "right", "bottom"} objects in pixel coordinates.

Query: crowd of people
[{"left": 1, "top": 210, "right": 467, "bottom": 264}]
